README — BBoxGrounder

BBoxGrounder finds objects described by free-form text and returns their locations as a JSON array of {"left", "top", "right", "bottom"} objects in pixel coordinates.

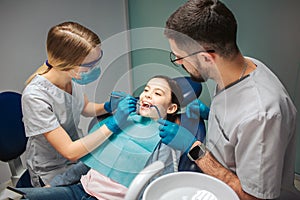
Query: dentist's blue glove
[
  {"left": 104, "top": 91, "right": 128, "bottom": 113},
  {"left": 186, "top": 99, "right": 210, "bottom": 120},
  {"left": 105, "top": 95, "right": 137, "bottom": 133},
  {"left": 158, "top": 119, "right": 197, "bottom": 153}
]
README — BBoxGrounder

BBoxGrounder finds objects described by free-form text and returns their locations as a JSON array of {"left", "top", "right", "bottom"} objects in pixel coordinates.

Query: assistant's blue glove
[
  {"left": 105, "top": 95, "right": 137, "bottom": 133},
  {"left": 157, "top": 119, "right": 197, "bottom": 153},
  {"left": 186, "top": 99, "right": 210, "bottom": 120},
  {"left": 104, "top": 91, "right": 128, "bottom": 113}
]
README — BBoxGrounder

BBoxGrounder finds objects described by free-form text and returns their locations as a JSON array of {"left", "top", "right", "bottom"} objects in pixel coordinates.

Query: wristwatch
[{"left": 187, "top": 143, "right": 207, "bottom": 161}]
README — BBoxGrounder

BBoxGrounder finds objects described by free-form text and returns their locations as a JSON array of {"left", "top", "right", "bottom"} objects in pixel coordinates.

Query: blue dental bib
[{"left": 81, "top": 114, "right": 161, "bottom": 187}]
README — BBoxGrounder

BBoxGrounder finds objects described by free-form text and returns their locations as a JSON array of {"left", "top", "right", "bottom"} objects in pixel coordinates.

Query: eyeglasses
[
  {"left": 169, "top": 49, "right": 215, "bottom": 67},
  {"left": 80, "top": 50, "right": 103, "bottom": 68}
]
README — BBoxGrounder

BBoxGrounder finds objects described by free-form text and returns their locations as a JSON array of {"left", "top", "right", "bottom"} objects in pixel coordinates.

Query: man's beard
[
  {"left": 181, "top": 63, "right": 207, "bottom": 82},
  {"left": 190, "top": 73, "right": 206, "bottom": 82}
]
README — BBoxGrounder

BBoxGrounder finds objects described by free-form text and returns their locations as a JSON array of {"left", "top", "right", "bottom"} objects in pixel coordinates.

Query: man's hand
[
  {"left": 186, "top": 99, "right": 210, "bottom": 120},
  {"left": 157, "top": 119, "right": 196, "bottom": 153}
]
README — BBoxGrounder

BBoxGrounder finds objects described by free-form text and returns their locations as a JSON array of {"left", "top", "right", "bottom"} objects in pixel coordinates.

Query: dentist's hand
[
  {"left": 105, "top": 95, "right": 137, "bottom": 133},
  {"left": 104, "top": 91, "right": 128, "bottom": 113},
  {"left": 186, "top": 99, "right": 210, "bottom": 120},
  {"left": 157, "top": 119, "right": 196, "bottom": 153}
]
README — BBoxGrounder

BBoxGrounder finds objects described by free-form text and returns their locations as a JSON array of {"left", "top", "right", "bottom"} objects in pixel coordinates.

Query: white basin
[{"left": 142, "top": 172, "right": 239, "bottom": 200}]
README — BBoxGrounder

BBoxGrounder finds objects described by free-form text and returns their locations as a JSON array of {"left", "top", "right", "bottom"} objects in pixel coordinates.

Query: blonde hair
[{"left": 26, "top": 21, "right": 101, "bottom": 85}]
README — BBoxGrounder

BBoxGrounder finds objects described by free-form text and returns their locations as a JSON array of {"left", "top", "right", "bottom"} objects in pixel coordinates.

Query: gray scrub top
[
  {"left": 206, "top": 57, "right": 297, "bottom": 199},
  {"left": 22, "top": 75, "right": 85, "bottom": 187}
]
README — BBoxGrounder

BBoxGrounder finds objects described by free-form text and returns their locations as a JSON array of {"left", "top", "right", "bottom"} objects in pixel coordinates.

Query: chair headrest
[{"left": 173, "top": 77, "right": 202, "bottom": 107}]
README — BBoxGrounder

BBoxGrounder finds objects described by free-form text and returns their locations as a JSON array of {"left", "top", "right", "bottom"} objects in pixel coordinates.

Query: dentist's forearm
[{"left": 193, "top": 142, "right": 262, "bottom": 200}]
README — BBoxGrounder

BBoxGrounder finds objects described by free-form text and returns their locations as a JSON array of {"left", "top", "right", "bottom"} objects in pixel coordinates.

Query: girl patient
[{"left": 18, "top": 75, "right": 183, "bottom": 200}]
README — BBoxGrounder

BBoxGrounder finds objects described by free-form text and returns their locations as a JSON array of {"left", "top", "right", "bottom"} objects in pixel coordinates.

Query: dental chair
[
  {"left": 89, "top": 76, "right": 208, "bottom": 172},
  {"left": 0, "top": 91, "right": 32, "bottom": 188}
]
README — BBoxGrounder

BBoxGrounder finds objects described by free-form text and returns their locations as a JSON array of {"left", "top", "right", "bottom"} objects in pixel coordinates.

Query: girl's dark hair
[{"left": 149, "top": 75, "right": 183, "bottom": 122}]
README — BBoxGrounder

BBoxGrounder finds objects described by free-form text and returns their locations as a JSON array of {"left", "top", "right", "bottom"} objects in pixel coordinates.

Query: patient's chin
[{"left": 139, "top": 109, "right": 154, "bottom": 119}]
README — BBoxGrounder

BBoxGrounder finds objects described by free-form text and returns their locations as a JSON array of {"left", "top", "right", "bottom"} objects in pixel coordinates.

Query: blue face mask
[
  {"left": 72, "top": 66, "right": 101, "bottom": 85},
  {"left": 72, "top": 49, "right": 103, "bottom": 85}
]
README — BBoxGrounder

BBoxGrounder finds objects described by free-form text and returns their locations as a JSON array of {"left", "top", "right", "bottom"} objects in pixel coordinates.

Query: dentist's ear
[
  {"left": 204, "top": 56, "right": 210, "bottom": 62},
  {"left": 202, "top": 52, "right": 215, "bottom": 63},
  {"left": 69, "top": 69, "right": 79, "bottom": 79}
]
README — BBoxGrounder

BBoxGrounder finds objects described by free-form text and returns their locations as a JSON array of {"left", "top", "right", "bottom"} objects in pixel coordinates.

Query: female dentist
[{"left": 21, "top": 21, "right": 137, "bottom": 187}]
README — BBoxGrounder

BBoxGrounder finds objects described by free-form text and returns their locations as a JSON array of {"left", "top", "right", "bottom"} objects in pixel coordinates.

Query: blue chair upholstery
[
  {"left": 173, "top": 77, "right": 206, "bottom": 141},
  {"left": 0, "top": 91, "right": 32, "bottom": 187},
  {"left": 173, "top": 77, "right": 206, "bottom": 172}
]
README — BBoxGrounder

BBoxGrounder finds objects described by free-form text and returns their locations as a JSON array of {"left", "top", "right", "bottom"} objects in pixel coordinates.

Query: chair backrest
[
  {"left": 173, "top": 76, "right": 206, "bottom": 141},
  {"left": 172, "top": 77, "right": 203, "bottom": 107},
  {"left": 172, "top": 77, "right": 207, "bottom": 172},
  {"left": 0, "top": 91, "right": 27, "bottom": 162}
]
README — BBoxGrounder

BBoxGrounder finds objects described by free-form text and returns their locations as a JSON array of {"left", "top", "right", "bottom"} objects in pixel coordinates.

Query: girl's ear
[{"left": 167, "top": 103, "right": 178, "bottom": 114}]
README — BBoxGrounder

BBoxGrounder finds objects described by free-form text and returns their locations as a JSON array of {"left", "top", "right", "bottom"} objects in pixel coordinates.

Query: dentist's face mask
[{"left": 72, "top": 50, "right": 103, "bottom": 85}]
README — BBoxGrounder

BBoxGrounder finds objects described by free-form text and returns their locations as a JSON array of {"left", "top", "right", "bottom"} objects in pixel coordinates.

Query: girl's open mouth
[
  {"left": 140, "top": 101, "right": 152, "bottom": 110},
  {"left": 139, "top": 101, "right": 162, "bottom": 119}
]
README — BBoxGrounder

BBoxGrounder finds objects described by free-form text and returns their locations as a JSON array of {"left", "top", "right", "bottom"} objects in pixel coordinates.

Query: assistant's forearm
[
  {"left": 46, "top": 125, "right": 112, "bottom": 161},
  {"left": 195, "top": 148, "right": 262, "bottom": 200},
  {"left": 82, "top": 102, "right": 108, "bottom": 117},
  {"left": 82, "top": 95, "right": 108, "bottom": 117},
  {"left": 68, "top": 125, "right": 113, "bottom": 161},
  {"left": 78, "top": 125, "right": 112, "bottom": 154}
]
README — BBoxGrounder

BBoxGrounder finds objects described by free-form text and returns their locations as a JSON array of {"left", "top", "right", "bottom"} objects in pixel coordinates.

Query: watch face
[{"left": 189, "top": 145, "right": 205, "bottom": 161}]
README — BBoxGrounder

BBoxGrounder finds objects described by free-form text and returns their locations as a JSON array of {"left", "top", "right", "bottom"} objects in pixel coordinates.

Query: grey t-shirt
[
  {"left": 22, "top": 75, "right": 85, "bottom": 186},
  {"left": 206, "top": 57, "right": 297, "bottom": 199}
]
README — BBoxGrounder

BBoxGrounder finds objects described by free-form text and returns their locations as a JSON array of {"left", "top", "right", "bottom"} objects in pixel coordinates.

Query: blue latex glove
[
  {"left": 104, "top": 91, "right": 128, "bottom": 113},
  {"left": 157, "top": 119, "right": 197, "bottom": 153},
  {"left": 186, "top": 99, "right": 210, "bottom": 120},
  {"left": 105, "top": 95, "right": 137, "bottom": 133}
]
